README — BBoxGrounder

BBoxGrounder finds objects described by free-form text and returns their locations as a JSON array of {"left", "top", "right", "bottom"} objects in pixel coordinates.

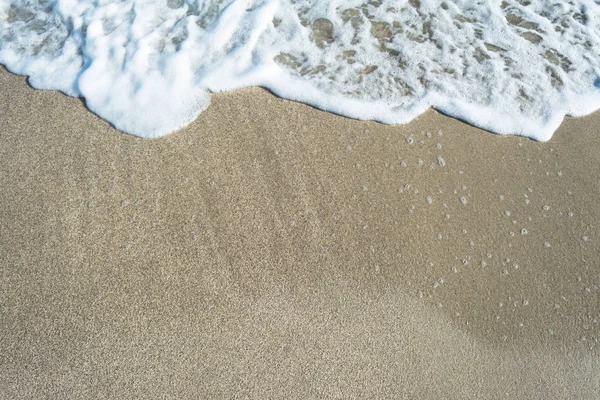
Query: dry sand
[{"left": 1, "top": 66, "right": 599, "bottom": 398}]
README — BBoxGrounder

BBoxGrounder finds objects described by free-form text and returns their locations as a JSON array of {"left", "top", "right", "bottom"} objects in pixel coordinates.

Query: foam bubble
[{"left": 2, "top": 0, "right": 600, "bottom": 139}]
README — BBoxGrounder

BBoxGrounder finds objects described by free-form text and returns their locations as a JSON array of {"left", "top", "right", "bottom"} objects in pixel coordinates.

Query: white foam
[{"left": 1, "top": 0, "right": 600, "bottom": 140}]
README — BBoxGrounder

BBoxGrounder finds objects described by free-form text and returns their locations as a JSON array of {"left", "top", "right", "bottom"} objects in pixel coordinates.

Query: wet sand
[{"left": 1, "top": 66, "right": 599, "bottom": 398}]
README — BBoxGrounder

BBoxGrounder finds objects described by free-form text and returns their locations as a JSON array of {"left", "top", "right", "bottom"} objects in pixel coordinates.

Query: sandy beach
[{"left": 1, "top": 66, "right": 599, "bottom": 398}]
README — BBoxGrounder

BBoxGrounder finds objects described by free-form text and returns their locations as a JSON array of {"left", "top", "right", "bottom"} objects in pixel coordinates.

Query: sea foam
[{"left": 1, "top": 0, "right": 600, "bottom": 140}]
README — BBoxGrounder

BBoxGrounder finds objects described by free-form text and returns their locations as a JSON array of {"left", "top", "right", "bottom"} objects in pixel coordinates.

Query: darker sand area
[{"left": 1, "top": 67, "right": 599, "bottom": 398}]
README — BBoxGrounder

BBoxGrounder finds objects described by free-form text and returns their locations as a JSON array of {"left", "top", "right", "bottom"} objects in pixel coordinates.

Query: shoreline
[{"left": 1, "top": 67, "right": 599, "bottom": 398}]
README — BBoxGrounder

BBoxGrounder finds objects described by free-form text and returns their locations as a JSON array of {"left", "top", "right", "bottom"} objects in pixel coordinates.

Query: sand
[{"left": 1, "top": 66, "right": 599, "bottom": 398}]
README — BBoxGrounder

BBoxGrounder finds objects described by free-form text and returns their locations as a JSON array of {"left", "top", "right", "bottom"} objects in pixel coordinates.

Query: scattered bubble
[
  {"left": 436, "top": 233, "right": 443, "bottom": 239},
  {"left": 451, "top": 267, "right": 458, "bottom": 273},
  {"left": 417, "top": 159, "right": 424, "bottom": 165},
  {"left": 401, "top": 161, "right": 407, "bottom": 167},
  {"left": 548, "top": 329, "right": 554, "bottom": 335},
  {"left": 426, "top": 131, "right": 432, "bottom": 137},
  {"left": 436, "top": 156, "right": 446, "bottom": 166},
  {"left": 426, "top": 196, "right": 433, "bottom": 204},
  {"left": 544, "top": 242, "right": 551, "bottom": 248},
  {"left": 460, "top": 197, "right": 468, "bottom": 205},
  {"left": 406, "top": 137, "right": 414, "bottom": 144},
  {"left": 583, "top": 236, "right": 589, "bottom": 242},
  {"left": 554, "top": 303, "right": 560, "bottom": 309},
  {"left": 568, "top": 212, "right": 574, "bottom": 217},
  {"left": 543, "top": 205, "right": 550, "bottom": 211},
  {"left": 417, "top": 291, "right": 424, "bottom": 298},
  {"left": 436, "top": 143, "right": 442, "bottom": 149},
  {"left": 499, "top": 195, "right": 504, "bottom": 200},
  {"left": 462, "top": 259, "right": 468, "bottom": 265},
  {"left": 504, "top": 210, "right": 511, "bottom": 216},
  {"left": 445, "top": 214, "right": 450, "bottom": 220},
  {"left": 522, "top": 299, "right": 529, "bottom": 306},
  {"left": 521, "top": 228, "right": 528, "bottom": 235}
]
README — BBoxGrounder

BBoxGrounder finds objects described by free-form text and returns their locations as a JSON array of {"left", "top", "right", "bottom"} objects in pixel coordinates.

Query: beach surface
[{"left": 1, "top": 66, "right": 599, "bottom": 398}]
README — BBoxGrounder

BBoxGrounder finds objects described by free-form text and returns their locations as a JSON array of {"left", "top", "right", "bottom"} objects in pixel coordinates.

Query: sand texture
[{"left": 1, "top": 67, "right": 599, "bottom": 398}]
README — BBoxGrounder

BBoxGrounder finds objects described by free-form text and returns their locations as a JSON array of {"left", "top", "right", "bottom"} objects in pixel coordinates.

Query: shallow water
[{"left": 1, "top": 0, "right": 600, "bottom": 139}]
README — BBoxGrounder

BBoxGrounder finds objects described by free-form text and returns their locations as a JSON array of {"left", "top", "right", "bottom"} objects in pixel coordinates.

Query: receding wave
[{"left": 1, "top": 0, "right": 600, "bottom": 139}]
